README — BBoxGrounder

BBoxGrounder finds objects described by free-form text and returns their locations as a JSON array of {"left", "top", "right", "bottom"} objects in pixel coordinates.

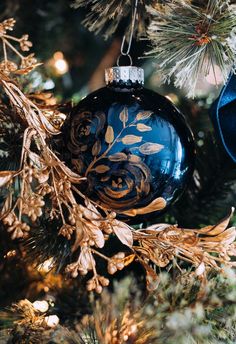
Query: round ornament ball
[{"left": 63, "top": 66, "right": 195, "bottom": 222}]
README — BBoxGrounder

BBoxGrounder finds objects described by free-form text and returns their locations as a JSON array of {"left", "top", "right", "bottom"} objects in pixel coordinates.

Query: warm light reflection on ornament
[
  {"left": 53, "top": 51, "right": 68, "bottom": 75},
  {"left": 206, "top": 65, "right": 224, "bottom": 85},
  {"left": 166, "top": 93, "right": 179, "bottom": 104}
]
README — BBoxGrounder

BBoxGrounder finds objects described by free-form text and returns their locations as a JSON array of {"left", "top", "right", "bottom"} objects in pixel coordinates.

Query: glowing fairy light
[
  {"left": 45, "top": 315, "right": 60, "bottom": 328},
  {"left": 51, "top": 51, "right": 69, "bottom": 75},
  {"left": 33, "top": 300, "right": 49, "bottom": 313}
]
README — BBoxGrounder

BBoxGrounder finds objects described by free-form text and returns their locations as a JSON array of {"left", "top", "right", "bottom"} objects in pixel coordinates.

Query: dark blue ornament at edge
[
  {"left": 210, "top": 70, "right": 236, "bottom": 163},
  {"left": 63, "top": 66, "right": 195, "bottom": 223}
]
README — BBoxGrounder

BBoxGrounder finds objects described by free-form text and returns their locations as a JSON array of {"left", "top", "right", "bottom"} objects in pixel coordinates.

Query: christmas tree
[{"left": 0, "top": 1, "right": 236, "bottom": 343}]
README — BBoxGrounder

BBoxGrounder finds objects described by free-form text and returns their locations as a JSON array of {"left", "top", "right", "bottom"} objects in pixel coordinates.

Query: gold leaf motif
[
  {"left": 128, "top": 154, "right": 142, "bottom": 163},
  {"left": 136, "top": 123, "right": 152, "bottom": 132},
  {"left": 0, "top": 171, "right": 16, "bottom": 187},
  {"left": 108, "top": 152, "right": 127, "bottom": 162},
  {"left": 119, "top": 107, "right": 128, "bottom": 127},
  {"left": 105, "top": 125, "right": 114, "bottom": 144},
  {"left": 94, "top": 165, "right": 110, "bottom": 173},
  {"left": 122, "top": 197, "right": 167, "bottom": 216},
  {"left": 80, "top": 145, "right": 87, "bottom": 152},
  {"left": 92, "top": 140, "right": 101, "bottom": 156},
  {"left": 113, "top": 221, "right": 133, "bottom": 247},
  {"left": 121, "top": 135, "right": 142, "bottom": 145},
  {"left": 139, "top": 142, "right": 164, "bottom": 155},
  {"left": 135, "top": 111, "right": 153, "bottom": 121}
]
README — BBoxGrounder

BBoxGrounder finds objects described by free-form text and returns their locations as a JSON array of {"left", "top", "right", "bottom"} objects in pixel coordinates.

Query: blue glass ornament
[
  {"left": 211, "top": 70, "right": 236, "bottom": 163},
  {"left": 64, "top": 66, "right": 195, "bottom": 222}
]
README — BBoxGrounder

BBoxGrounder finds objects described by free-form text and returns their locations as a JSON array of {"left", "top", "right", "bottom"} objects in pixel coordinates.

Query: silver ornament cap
[{"left": 105, "top": 66, "right": 144, "bottom": 86}]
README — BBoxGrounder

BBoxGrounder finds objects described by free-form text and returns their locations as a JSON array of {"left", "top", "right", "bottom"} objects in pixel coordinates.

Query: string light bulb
[
  {"left": 33, "top": 300, "right": 49, "bottom": 313},
  {"left": 44, "top": 315, "right": 60, "bottom": 328},
  {"left": 51, "top": 51, "right": 69, "bottom": 75}
]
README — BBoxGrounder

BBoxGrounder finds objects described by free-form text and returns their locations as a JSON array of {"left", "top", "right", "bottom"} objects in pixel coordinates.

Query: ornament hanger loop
[
  {"left": 117, "top": 0, "right": 138, "bottom": 66},
  {"left": 116, "top": 53, "right": 133, "bottom": 67}
]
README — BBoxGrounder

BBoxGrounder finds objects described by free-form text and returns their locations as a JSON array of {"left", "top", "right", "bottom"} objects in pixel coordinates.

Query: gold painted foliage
[{"left": 84, "top": 106, "right": 166, "bottom": 215}]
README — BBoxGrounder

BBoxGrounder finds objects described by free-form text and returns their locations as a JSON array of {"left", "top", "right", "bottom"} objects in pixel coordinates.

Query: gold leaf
[
  {"left": 136, "top": 123, "right": 152, "bottom": 132},
  {"left": 83, "top": 202, "right": 101, "bottom": 220},
  {"left": 39, "top": 111, "right": 61, "bottom": 135},
  {"left": 121, "top": 135, "right": 142, "bottom": 145},
  {"left": 123, "top": 254, "right": 136, "bottom": 267},
  {"left": 122, "top": 197, "right": 166, "bottom": 216},
  {"left": 0, "top": 193, "right": 12, "bottom": 216},
  {"left": 220, "top": 227, "right": 236, "bottom": 245},
  {"left": 92, "top": 140, "right": 101, "bottom": 156},
  {"left": 58, "top": 161, "right": 85, "bottom": 183},
  {"left": 139, "top": 142, "right": 164, "bottom": 155},
  {"left": 105, "top": 125, "right": 114, "bottom": 144},
  {"left": 195, "top": 262, "right": 205, "bottom": 276},
  {"left": 200, "top": 227, "right": 236, "bottom": 244},
  {"left": 135, "top": 111, "right": 153, "bottom": 121},
  {"left": 0, "top": 171, "right": 16, "bottom": 187},
  {"left": 108, "top": 152, "right": 127, "bottom": 162},
  {"left": 119, "top": 107, "right": 128, "bottom": 127},
  {"left": 138, "top": 258, "right": 160, "bottom": 291},
  {"left": 197, "top": 207, "right": 234, "bottom": 236},
  {"left": 37, "top": 170, "right": 49, "bottom": 184},
  {"left": 72, "top": 227, "right": 84, "bottom": 253},
  {"left": 113, "top": 221, "right": 133, "bottom": 247},
  {"left": 14, "top": 63, "right": 42, "bottom": 75},
  {"left": 79, "top": 247, "right": 94, "bottom": 271},
  {"left": 92, "top": 228, "right": 105, "bottom": 248},
  {"left": 28, "top": 151, "right": 45, "bottom": 169},
  {"left": 94, "top": 165, "right": 110, "bottom": 173}
]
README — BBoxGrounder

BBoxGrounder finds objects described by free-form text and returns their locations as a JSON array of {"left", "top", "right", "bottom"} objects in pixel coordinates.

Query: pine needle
[{"left": 146, "top": 0, "right": 236, "bottom": 97}]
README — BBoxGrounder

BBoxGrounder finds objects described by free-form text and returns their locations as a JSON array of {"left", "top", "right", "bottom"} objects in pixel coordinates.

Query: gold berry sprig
[{"left": 0, "top": 18, "right": 41, "bottom": 75}]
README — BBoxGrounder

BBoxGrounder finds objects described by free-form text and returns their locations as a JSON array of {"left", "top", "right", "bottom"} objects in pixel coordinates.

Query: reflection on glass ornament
[{"left": 63, "top": 65, "right": 195, "bottom": 222}]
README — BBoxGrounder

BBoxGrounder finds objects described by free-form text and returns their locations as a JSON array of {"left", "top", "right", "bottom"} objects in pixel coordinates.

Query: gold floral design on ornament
[{"left": 83, "top": 106, "right": 166, "bottom": 215}]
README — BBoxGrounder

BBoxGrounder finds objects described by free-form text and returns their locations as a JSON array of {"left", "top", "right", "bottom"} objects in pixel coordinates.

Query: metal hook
[
  {"left": 116, "top": 54, "right": 133, "bottom": 67},
  {"left": 118, "top": 0, "right": 138, "bottom": 65}
]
